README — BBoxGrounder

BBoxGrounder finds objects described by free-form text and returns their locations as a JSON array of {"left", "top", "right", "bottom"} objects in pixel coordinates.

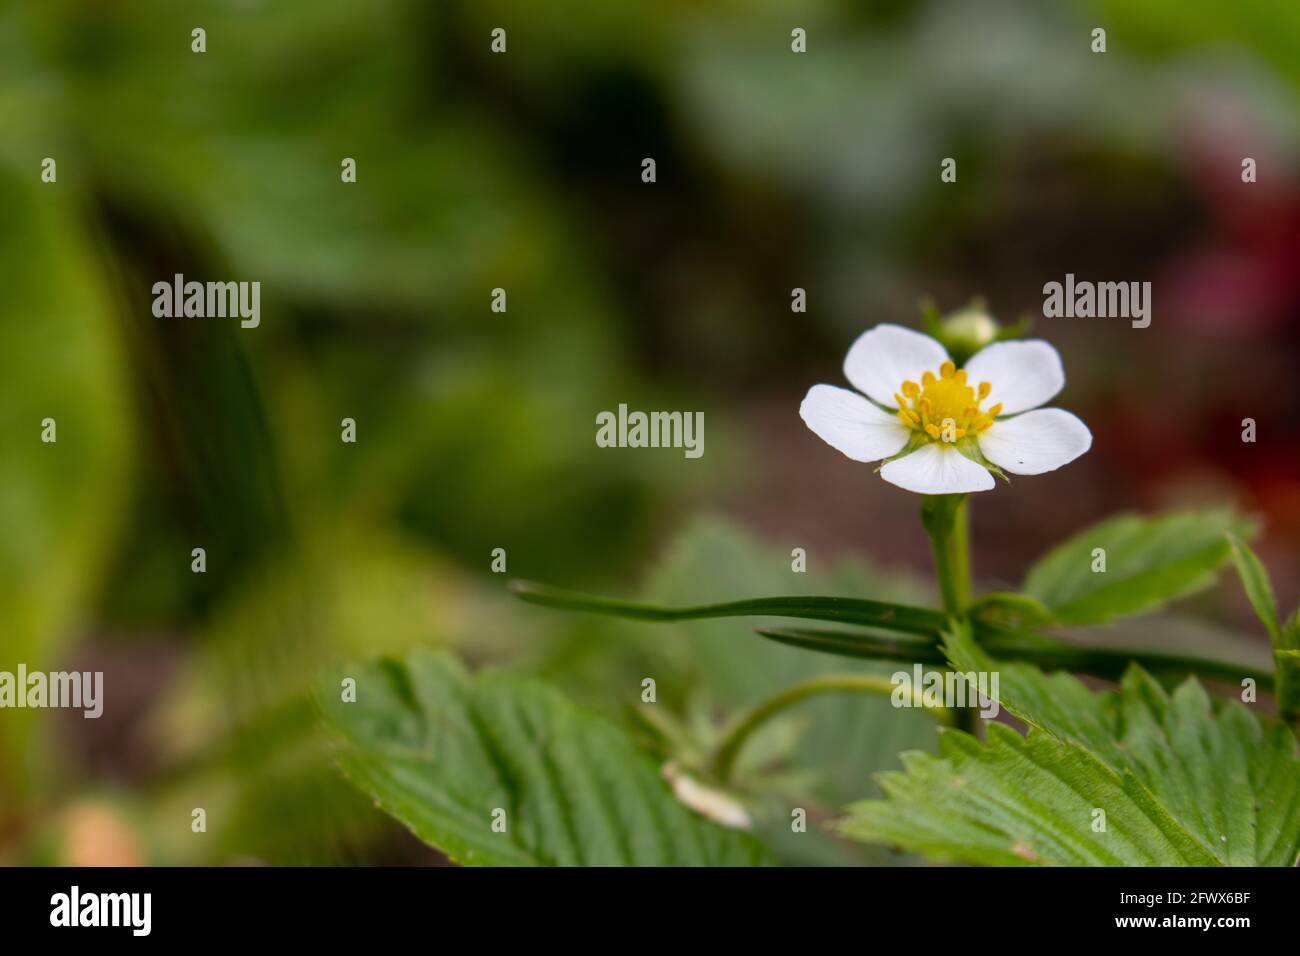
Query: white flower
[{"left": 800, "top": 324, "right": 1092, "bottom": 495}]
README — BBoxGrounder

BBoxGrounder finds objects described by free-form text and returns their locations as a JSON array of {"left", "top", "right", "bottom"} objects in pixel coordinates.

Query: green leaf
[
  {"left": 841, "top": 723, "right": 1223, "bottom": 865},
  {"left": 624, "top": 517, "right": 942, "bottom": 867},
  {"left": 1226, "top": 532, "right": 1283, "bottom": 646},
  {"left": 321, "top": 650, "right": 773, "bottom": 866},
  {"left": 968, "top": 591, "right": 1054, "bottom": 629},
  {"left": 510, "top": 579, "right": 947, "bottom": 635},
  {"left": 758, "top": 625, "right": 1269, "bottom": 687},
  {"left": 756, "top": 627, "right": 949, "bottom": 664},
  {"left": 0, "top": 170, "right": 131, "bottom": 803},
  {"left": 1023, "top": 510, "right": 1251, "bottom": 626},
  {"left": 841, "top": 625, "right": 1300, "bottom": 866}
]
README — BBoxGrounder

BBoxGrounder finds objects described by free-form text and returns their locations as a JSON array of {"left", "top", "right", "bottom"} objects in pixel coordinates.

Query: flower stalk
[
  {"left": 921, "top": 494, "right": 972, "bottom": 615},
  {"left": 711, "top": 673, "right": 953, "bottom": 785},
  {"left": 921, "top": 493, "right": 980, "bottom": 732}
]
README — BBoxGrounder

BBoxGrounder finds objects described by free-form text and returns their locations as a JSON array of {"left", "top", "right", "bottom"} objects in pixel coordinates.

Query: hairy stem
[
  {"left": 712, "top": 673, "right": 953, "bottom": 785},
  {"left": 922, "top": 494, "right": 971, "bottom": 614},
  {"left": 921, "top": 493, "right": 977, "bottom": 732}
]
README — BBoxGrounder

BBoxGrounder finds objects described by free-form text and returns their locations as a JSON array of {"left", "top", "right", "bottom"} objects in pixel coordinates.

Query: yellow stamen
[{"left": 891, "top": 360, "right": 1002, "bottom": 446}]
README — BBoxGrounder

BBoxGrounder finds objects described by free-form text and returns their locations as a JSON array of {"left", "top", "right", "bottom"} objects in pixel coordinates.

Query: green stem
[
  {"left": 921, "top": 493, "right": 980, "bottom": 733},
  {"left": 921, "top": 494, "right": 971, "bottom": 615},
  {"left": 1276, "top": 649, "right": 1300, "bottom": 732},
  {"left": 712, "top": 674, "right": 953, "bottom": 785}
]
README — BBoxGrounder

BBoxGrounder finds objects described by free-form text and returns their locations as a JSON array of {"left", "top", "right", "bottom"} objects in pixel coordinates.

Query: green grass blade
[
  {"left": 756, "top": 627, "right": 948, "bottom": 663},
  {"left": 760, "top": 625, "right": 1272, "bottom": 688},
  {"left": 509, "top": 579, "right": 947, "bottom": 635}
]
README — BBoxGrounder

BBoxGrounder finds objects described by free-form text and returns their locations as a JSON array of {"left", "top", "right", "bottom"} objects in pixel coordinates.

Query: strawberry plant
[{"left": 322, "top": 311, "right": 1300, "bottom": 867}]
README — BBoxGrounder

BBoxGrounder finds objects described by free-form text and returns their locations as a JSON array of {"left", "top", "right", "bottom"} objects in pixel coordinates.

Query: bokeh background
[{"left": 2, "top": 0, "right": 1298, "bottom": 865}]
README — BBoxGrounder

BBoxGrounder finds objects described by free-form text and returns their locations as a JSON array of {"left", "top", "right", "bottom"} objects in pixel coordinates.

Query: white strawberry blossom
[{"left": 800, "top": 324, "right": 1092, "bottom": 494}]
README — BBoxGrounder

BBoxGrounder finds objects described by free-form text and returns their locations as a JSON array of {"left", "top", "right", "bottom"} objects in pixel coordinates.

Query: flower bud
[{"left": 938, "top": 309, "right": 999, "bottom": 360}]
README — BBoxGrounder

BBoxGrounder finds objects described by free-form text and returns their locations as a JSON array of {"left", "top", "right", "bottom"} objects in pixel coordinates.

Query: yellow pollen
[{"left": 894, "top": 361, "right": 1000, "bottom": 443}]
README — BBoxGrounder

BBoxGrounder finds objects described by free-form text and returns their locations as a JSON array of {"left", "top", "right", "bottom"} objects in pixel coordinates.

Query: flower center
[{"left": 895, "top": 361, "right": 1002, "bottom": 443}]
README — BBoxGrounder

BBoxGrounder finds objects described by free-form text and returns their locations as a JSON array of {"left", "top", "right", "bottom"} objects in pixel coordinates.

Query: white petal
[
  {"left": 666, "top": 770, "right": 752, "bottom": 830},
  {"left": 800, "top": 384, "right": 911, "bottom": 463},
  {"left": 843, "top": 324, "right": 950, "bottom": 407},
  {"left": 963, "top": 340, "right": 1065, "bottom": 415},
  {"left": 879, "top": 443, "right": 995, "bottom": 494},
  {"left": 978, "top": 408, "right": 1092, "bottom": 475}
]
